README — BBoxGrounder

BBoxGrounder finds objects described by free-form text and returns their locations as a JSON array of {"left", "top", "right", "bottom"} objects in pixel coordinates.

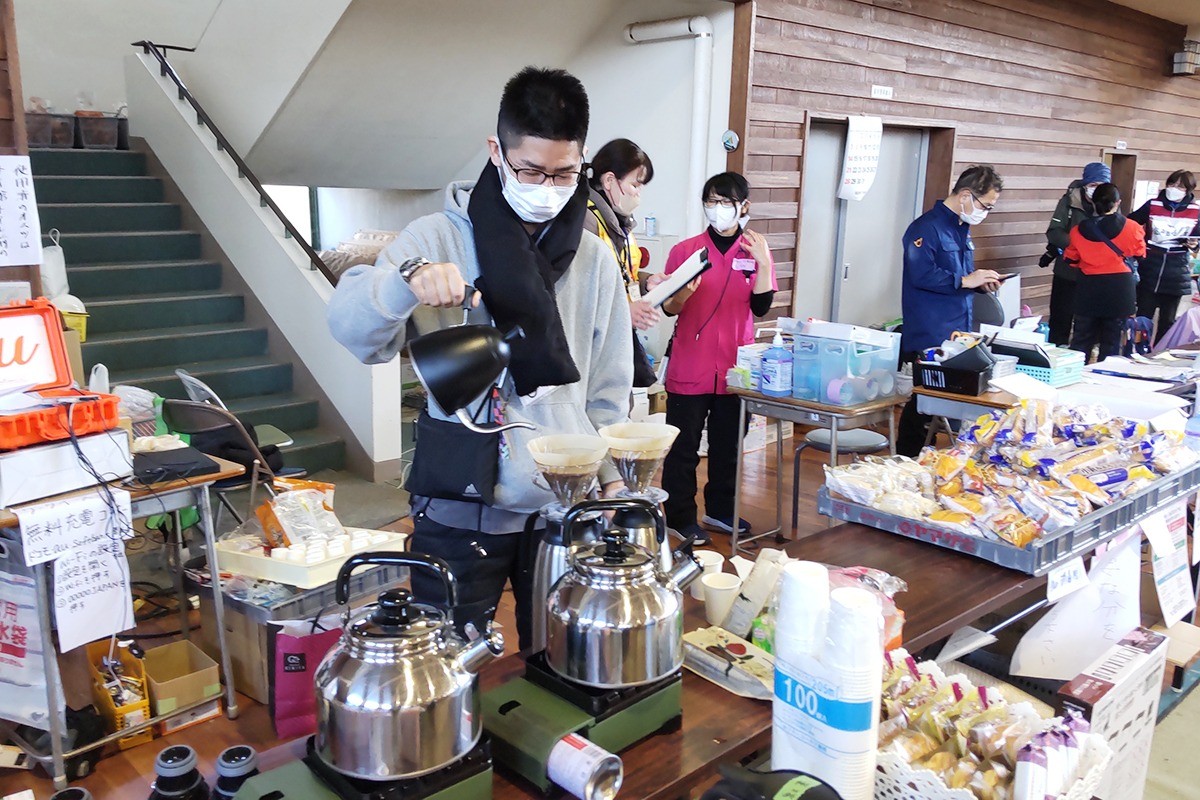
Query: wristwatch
[{"left": 397, "top": 256, "right": 432, "bottom": 283}]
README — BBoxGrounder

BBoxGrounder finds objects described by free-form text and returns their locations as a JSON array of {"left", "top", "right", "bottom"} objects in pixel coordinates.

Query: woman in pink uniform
[{"left": 661, "top": 172, "right": 776, "bottom": 545}]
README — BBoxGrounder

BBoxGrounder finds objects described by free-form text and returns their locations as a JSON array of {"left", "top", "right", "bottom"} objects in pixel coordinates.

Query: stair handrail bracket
[{"left": 132, "top": 40, "right": 335, "bottom": 285}]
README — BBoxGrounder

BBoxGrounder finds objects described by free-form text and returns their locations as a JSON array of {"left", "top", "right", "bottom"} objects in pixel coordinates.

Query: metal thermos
[
  {"left": 545, "top": 498, "right": 702, "bottom": 688},
  {"left": 529, "top": 508, "right": 605, "bottom": 653},
  {"left": 147, "top": 745, "right": 210, "bottom": 800},
  {"left": 610, "top": 503, "right": 673, "bottom": 572},
  {"left": 50, "top": 790, "right": 94, "bottom": 800},
  {"left": 212, "top": 745, "right": 259, "bottom": 799},
  {"left": 314, "top": 552, "right": 504, "bottom": 781}
]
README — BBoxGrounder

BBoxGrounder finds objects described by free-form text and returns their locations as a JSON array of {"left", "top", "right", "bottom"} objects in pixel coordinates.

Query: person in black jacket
[
  {"left": 1044, "top": 162, "right": 1107, "bottom": 346},
  {"left": 1129, "top": 169, "right": 1200, "bottom": 343}
]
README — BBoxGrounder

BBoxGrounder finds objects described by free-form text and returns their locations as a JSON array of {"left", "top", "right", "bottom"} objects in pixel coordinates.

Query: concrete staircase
[{"left": 32, "top": 148, "right": 345, "bottom": 474}]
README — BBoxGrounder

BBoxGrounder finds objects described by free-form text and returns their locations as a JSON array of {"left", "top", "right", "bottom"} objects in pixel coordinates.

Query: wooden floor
[{"left": 0, "top": 432, "right": 847, "bottom": 799}]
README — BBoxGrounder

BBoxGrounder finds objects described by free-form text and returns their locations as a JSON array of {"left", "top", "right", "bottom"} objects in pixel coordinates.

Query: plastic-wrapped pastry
[{"left": 875, "top": 490, "right": 941, "bottom": 519}]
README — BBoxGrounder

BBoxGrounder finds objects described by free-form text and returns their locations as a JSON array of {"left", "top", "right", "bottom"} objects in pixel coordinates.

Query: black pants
[
  {"left": 409, "top": 511, "right": 538, "bottom": 651},
  {"left": 663, "top": 392, "right": 744, "bottom": 530},
  {"left": 896, "top": 352, "right": 930, "bottom": 457},
  {"left": 1047, "top": 274, "right": 1077, "bottom": 347},
  {"left": 1136, "top": 288, "right": 1183, "bottom": 345},
  {"left": 1069, "top": 316, "right": 1124, "bottom": 362}
]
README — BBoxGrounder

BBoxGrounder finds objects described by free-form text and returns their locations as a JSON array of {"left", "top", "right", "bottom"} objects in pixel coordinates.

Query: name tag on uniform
[{"left": 732, "top": 257, "right": 757, "bottom": 273}]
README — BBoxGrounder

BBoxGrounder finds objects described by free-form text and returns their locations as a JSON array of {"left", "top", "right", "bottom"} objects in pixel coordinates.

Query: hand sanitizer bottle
[{"left": 761, "top": 331, "right": 793, "bottom": 398}]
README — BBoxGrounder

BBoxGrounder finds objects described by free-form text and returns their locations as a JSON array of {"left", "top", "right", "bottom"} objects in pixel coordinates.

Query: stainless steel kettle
[
  {"left": 545, "top": 499, "right": 702, "bottom": 688},
  {"left": 314, "top": 552, "right": 504, "bottom": 781}
]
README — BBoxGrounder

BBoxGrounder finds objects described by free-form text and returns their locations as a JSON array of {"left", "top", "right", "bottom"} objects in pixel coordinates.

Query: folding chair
[
  {"left": 175, "top": 369, "right": 294, "bottom": 448},
  {"left": 160, "top": 399, "right": 278, "bottom": 530}
]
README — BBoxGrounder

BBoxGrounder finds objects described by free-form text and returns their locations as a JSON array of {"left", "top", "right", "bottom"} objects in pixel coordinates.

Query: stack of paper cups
[{"left": 773, "top": 561, "right": 829, "bottom": 662}]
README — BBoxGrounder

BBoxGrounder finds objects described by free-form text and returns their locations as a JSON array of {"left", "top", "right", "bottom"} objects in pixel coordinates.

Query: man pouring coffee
[{"left": 328, "top": 67, "right": 633, "bottom": 650}]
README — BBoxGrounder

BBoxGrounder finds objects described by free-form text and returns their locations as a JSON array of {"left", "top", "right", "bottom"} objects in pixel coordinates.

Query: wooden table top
[
  {"left": 727, "top": 387, "right": 906, "bottom": 416},
  {"left": 912, "top": 385, "right": 1021, "bottom": 410},
  {"left": 0, "top": 454, "right": 244, "bottom": 528},
  {"left": 249, "top": 521, "right": 1046, "bottom": 800}
]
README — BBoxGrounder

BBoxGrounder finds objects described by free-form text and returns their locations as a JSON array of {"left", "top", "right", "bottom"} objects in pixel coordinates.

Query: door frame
[
  {"left": 1103, "top": 149, "right": 1139, "bottom": 214},
  {"left": 796, "top": 114, "right": 957, "bottom": 320}
]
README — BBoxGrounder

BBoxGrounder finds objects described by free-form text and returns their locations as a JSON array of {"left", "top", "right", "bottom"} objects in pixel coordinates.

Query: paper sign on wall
[
  {"left": 0, "top": 156, "right": 42, "bottom": 267},
  {"left": 836, "top": 116, "right": 883, "bottom": 202}
]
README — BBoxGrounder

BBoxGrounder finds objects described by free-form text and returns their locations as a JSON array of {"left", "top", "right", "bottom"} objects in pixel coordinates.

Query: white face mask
[
  {"left": 498, "top": 151, "right": 577, "bottom": 224},
  {"left": 1084, "top": 185, "right": 1097, "bottom": 200},
  {"left": 1166, "top": 187, "right": 1187, "bottom": 203},
  {"left": 606, "top": 177, "right": 640, "bottom": 216},
  {"left": 959, "top": 194, "right": 988, "bottom": 225},
  {"left": 704, "top": 203, "right": 741, "bottom": 232}
]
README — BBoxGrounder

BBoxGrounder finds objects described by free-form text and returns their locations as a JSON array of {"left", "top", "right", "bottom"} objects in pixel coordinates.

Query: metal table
[
  {"left": 727, "top": 389, "right": 905, "bottom": 554},
  {"left": 0, "top": 457, "right": 244, "bottom": 790}
]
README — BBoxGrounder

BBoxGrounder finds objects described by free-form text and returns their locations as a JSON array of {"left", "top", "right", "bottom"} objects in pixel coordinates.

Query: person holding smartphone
[{"left": 660, "top": 172, "right": 776, "bottom": 545}]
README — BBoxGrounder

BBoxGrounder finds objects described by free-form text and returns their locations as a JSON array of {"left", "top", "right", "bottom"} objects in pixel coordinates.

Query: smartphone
[{"left": 996, "top": 273, "right": 1016, "bottom": 282}]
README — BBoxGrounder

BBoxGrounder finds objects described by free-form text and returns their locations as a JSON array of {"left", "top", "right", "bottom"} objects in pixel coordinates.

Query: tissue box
[{"left": 1057, "top": 627, "right": 1167, "bottom": 800}]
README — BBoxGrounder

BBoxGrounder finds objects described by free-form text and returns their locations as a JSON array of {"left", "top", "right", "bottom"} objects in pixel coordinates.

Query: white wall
[
  {"left": 14, "top": 0, "right": 220, "bottom": 113},
  {"left": 15, "top": 0, "right": 349, "bottom": 151},
  {"left": 316, "top": 187, "right": 443, "bottom": 248}
]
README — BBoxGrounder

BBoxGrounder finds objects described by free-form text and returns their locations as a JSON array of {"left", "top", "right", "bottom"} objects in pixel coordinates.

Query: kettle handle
[
  {"left": 335, "top": 552, "right": 458, "bottom": 608},
  {"left": 563, "top": 498, "right": 665, "bottom": 548}
]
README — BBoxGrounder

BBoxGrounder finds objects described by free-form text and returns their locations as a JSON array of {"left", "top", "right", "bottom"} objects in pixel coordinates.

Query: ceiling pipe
[{"left": 625, "top": 16, "right": 715, "bottom": 236}]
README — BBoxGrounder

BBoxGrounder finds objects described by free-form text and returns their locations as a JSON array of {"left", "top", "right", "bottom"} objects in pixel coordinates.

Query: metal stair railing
[{"left": 132, "top": 40, "right": 336, "bottom": 284}]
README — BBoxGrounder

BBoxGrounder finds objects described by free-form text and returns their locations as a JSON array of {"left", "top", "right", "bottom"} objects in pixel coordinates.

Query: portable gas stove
[
  {"left": 230, "top": 737, "right": 494, "bottom": 800},
  {"left": 481, "top": 653, "right": 682, "bottom": 794}
]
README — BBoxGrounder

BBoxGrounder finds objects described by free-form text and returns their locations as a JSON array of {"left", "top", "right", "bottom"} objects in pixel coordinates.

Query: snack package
[{"left": 256, "top": 488, "right": 345, "bottom": 548}]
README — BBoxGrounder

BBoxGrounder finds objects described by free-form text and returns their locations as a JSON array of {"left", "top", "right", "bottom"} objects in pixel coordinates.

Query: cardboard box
[
  {"left": 156, "top": 698, "right": 221, "bottom": 736},
  {"left": 648, "top": 385, "right": 667, "bottom": 416},
  {"left": 1, "top": 429, "right": 131, "bottom": 507},
  {"left": 197, "top": 594, "right": 271, "bottom": 705},
  {"left": 1057, "top": 627, "right": 1168, "bottom": 800},
  {"left": 143, "top": 640, "right": 221, "bottom": 717},
  {"left": 62, "top": 328, "right": 84, "bottom": 387}
]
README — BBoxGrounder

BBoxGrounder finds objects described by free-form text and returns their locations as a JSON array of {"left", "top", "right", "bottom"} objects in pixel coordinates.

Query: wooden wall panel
[{"left": 734, "top": 0, "right": 1196, "bottom": 317}]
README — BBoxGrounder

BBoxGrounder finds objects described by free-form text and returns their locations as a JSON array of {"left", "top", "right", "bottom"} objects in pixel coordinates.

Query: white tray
[{"left": 213, "top": 528, "right": 408, "bottom": 589}]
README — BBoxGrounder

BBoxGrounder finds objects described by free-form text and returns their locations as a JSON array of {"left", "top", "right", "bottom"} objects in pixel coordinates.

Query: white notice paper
[
  {"left": 836, "top": 115, "right": 883, "bottom": 201},
  {"left": 0, "top": 156, "right": 43, "bottom": 267},
  {"left": 1046, "top": 556, "right": 1089, "bottom": 603},
  {"left": 53, "top": 529, "right": 134, "bottom": 652},
  {"left": 16, "top": 489, "right": 134, "bottom": 566},
  {"left": 1139, "top": 511, "right": 1174, "bottom": 558},
  {"left": 1149, "top": 500, "right": 1194, "bottom": 626},
  {"left": 1011, "top": 531, "right": 1141, "bottom": 680}
]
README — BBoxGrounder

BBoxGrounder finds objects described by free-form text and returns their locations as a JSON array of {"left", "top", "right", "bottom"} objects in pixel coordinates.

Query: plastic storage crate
[
  {"left": 25, "top": 113, "right": 75, "bottom": 148},
  {"left": 73, "top": 115, "right": 119, "bottom": 150},
  {"left": 1015, "top": 347, "right": 1085, "bottom": 387},
  {"left": 86, "top": 640, "right": 153, "bottom": 750},
  {"left": 818, "top": 459, "right": 1200, "bottom": 575},
  {"left": 914, "top": 361, "right": 993, "bottom": 395}
]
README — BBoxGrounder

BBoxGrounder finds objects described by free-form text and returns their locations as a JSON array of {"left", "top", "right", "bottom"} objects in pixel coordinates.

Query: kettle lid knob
[{"left": 372, "top": 589, "right": 416, "bottom": 626}]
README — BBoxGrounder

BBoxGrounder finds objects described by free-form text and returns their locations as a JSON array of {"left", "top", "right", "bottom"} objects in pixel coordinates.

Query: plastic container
[
  {"left": 761, "top": 331, "right": 793, "bottom": 397},
  {"left": 74, "top": 114, "right": 120, "bottom": 150},
  {"left": 86, "top": 640, "right": 153, "bottom": 750},
  {"left": 214, "top": 528, "right": 407, "bottom": 589},
  {"left": 791, "top": 335, "right": 821, "bottom": 401},
  {"left": 914, "top": 361, "right": 993, "bottom": 395},
  {"left": 0, "top": 299, "right": 119, "bottom": 449},
  {"left": 1013, "top": 347, "right": 1085, "bottom": 387},
  {"left": 25, "top": 113, "right": 75, "bottom": 148},
  {"left": 61, "top": 310, "right": 88, "bottom": 342}
]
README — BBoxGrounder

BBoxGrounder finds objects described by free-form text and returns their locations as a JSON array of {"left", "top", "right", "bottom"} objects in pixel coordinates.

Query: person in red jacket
[{"left": 1064, "top": 183, "right": 1146, "bottom": 361}]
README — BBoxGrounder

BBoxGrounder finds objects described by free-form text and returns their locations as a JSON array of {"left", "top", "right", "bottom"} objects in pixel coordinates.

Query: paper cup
[
  {"left": 702, "top": 573, "right": 742, "bottom": 627},
  {"left": 690, "top": 550, "right": 726, "bottom": 600}
]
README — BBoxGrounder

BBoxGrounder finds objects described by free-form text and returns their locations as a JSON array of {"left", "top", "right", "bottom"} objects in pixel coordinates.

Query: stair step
[
  {"left": 33, "top": 175, "right": 163, "bottom": 203},
  {"left": 67, "top": 260, "right": 222, "bottom": 298},
  {"left": 280, "top": 429, "right": 345, "bottom": 474},
  {"left": 110, "top": 356, "right": 293, "bottom": 400},
  {"left": 40, "top": 203, "right": 181, "bottom": 234},
  {"left": 48, "top": 230, "right": 201, "bottom": 265},
  {"left": 30, "top": 149, "right": 147, "bottom": 177},
  {"left": 225, "top": 393, "right": 320, "bottom": 432},
  {"left": 86, "top": 292, "right": 244, "bottom": 334},
  {"left": 82, "top": 323, "right": 267, "bottom": 372}
]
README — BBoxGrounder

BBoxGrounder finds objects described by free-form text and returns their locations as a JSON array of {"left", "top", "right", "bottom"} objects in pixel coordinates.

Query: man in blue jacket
[{"left": 897, "top": 165, "right": 1003, "bottom": 456}]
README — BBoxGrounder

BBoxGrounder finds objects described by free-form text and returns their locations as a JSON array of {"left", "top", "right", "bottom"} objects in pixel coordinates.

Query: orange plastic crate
[{"left": 0, "top": 299, "right": 120, "bottom": 450}]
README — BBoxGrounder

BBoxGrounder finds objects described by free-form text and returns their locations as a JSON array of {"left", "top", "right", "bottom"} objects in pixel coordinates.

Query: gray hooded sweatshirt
[{"left": 327, "top": 180, "right": 633, "bottom": 533}]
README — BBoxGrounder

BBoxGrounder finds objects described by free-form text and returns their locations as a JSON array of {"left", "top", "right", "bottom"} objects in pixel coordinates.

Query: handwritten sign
[
  {"left": 16, "top": 489, "right": 132, "bottom": 566},
  {"left": 53, "top": 532, "right": 134, "bottom": 652},
  {"left": 1046, "top": 556, "right": 1089, "bottom": 603},
  {"left": 0, "top": 155, "right": 42, "bottom": 267},
  {"left": 836, "top": 116, "right": 883, "bottom": 201}
]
